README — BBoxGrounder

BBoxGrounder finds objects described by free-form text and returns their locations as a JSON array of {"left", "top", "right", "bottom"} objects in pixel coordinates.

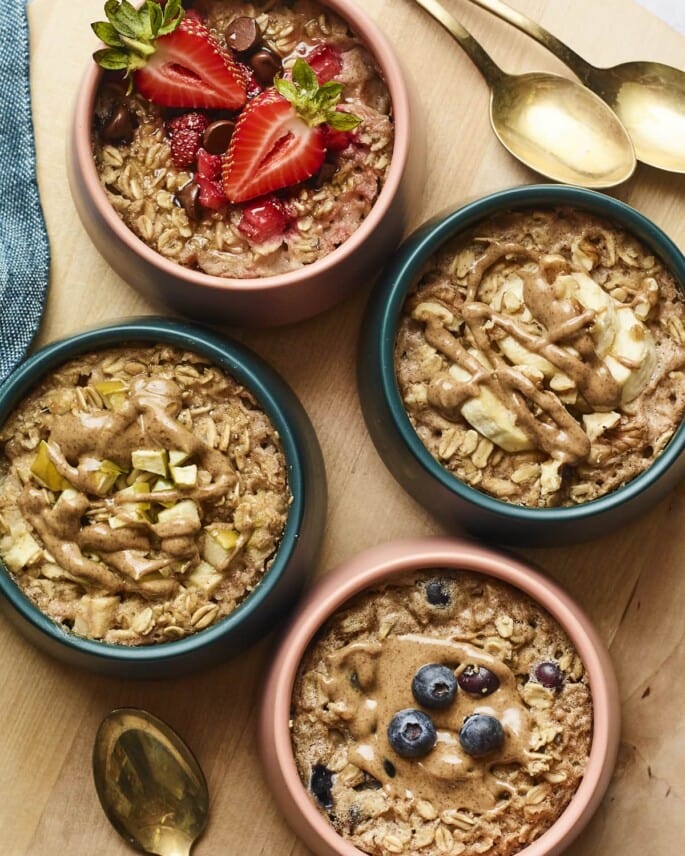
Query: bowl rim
[
  {"left": 370, "top": 184, "right": 685, "bottom": 523},
  {"left": 71, "top": 0, "right": 411, "bottom": 294},
  {"left": 260, "top": 536, "right": 620, "bottom": 856},
  {"left": 0, "top": 317, "right": 311, "bottom": 663}
]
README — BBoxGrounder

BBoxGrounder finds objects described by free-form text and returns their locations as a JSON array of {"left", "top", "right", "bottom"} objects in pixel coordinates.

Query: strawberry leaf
[
  {"left": 93, "top": 47, "right": 132, "bottom": 71},
  {"left": 273, "top": 58, "right": 362, "bottom": 130},
  {"left": 93, "top": 0, "right": 184, "bottom": 74},
  {"left": 326, "top": 110, "right": 361, "bottom": 131},
  {"left": 91, "top": 21, "right": 124, "bottom": 47}
]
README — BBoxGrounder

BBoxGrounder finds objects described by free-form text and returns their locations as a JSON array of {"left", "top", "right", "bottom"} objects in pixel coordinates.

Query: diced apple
[
  {"left": 169, "top": 450, "right": 190, "bottom": 467},
  {"left": 186, "top": 560, "right": 224, "bottom": 596},
  {"left": 30, "top": 441, "right": 71, "bottom": 491},
  {"left": 170, "top": 464, "right": 198, "bottom": 487},
  {"left": 2, "top": 532, "right": 43, "bottom": 571},
  {"left": 131, "top": 449, "right": 168, "bottom": 477},
  {"left": 157, "top": 500, "right": 201, "bottom": 527}
]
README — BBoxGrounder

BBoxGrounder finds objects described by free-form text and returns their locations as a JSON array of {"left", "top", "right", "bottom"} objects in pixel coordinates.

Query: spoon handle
[
  {"left": 465, "top": 0, "right": 596, "bottom": 83},
  {"left": 411, "top": 0, "right": 504, "bottom": 86}
]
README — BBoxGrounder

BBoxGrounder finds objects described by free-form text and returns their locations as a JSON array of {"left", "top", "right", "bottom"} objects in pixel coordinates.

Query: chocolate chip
[
  {"left": 225, "top": 16, "right": 260, "bottom": 54},
  {"left": 102, "top": 105, "right": 135, "bottom": 145},
  {"left": 309, "top": 161, "right": 337, "bottom": 189},
  {"left": 249, "top": 49, "right": 282, "bottom": 87},
  {"left": 310, "top": 764, "right": 334, "bottom": 809},
  {"left": 177, "top": 182, "right": 202, "bottom": 221},
  {"left": 202, "top": 119, "right": 235, "bottom": 154}
]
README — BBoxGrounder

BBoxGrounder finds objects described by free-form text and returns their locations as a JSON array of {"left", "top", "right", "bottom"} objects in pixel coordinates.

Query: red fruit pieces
[
  {"left": 323, "top": 124, "right": 353, "bottom": 152},
  {"left": 222, "top": 90, "right": 326, "bottom": 204},
  {"left": 197, "top": 174, "right": 227, "bottom": 210},
  {"left": 196, "top": 148, "right": 222, "bottom": 181},
  {"left": 167, "top": 112, "right": 209, "bottom": 169},
  {"left": 135, "top": 18, "right": 246, "bottom": 110},
  {"left": 238, "top": 197, "right": 289, "bottom": 243},
  {"left": 307, "top": 44, "right": 343, "bottom": 84}
]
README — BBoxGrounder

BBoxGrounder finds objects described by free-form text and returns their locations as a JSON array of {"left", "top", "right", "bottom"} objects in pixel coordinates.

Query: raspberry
[
  {"left": 170, "top": 128, "right": 203, "bottom": 169},
  {"left": 238, "top": 197, "right": 289, "bottom": 242},
  {"left": 167, "top": 112, "right": 210, "bottom": 168},
  {"left": 167, "top": 111, "right": 210, "bottom": 135},
  {"left": 307, "top": 45, "right": 342, "bottom": 84}
]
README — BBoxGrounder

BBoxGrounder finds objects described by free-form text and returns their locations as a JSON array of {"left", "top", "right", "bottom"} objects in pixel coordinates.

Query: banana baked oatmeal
[
  {"left": 91, "top": 0, "right": 394, "bottom": 277},
  {"left": 291, "top": 568, "right": 592, "bottom": 855},
  {"left": 395, "top": 207, "right": 685, "bottom": 507},
  {"left": 0, "top": 345, "right": 289, "bottom": 645}
]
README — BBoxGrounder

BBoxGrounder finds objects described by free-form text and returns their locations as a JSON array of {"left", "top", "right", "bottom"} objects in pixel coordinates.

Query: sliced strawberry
[
  {"left": 223, "top": 90, "right": 325, "bottom": 204},
  {"left": 307, "top": 45, "right": 343, "bottom": 84},
  {"left": 135, "top": 18, "right": 246, "bottom": 110},
  {"left": 238, "top": 197, "right": 289, "bottom": 242}
]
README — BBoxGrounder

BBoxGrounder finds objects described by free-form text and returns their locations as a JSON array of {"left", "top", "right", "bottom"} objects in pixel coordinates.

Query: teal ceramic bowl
[
  {"left": 0, "top": 319, "right": 326, "bottom": 676},
  {"left": 358, "top": 185, "right": 685, "bottom": 546}
]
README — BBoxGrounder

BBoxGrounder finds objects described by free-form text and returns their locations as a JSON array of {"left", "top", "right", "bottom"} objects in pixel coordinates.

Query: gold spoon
[
  {"left": 93, "top": 708, "right": 209, "bottom": 856},
  {"left": 465, "top": 0, "right": 685, "bottom": 172},
  {"left": 411, "top": 0, "right": 635, "bottom": 187}
]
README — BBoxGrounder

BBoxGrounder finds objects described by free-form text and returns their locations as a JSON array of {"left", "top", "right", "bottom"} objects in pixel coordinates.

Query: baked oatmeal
[
  {"left": 291, "top": 568, "right": 592, "bottom": 855},
  {"left": 395, "top": 207, "right": 685, "bottom": 507},
  {"left": 0, "top": 345, "right": 289, "bottom": 645},
  {"left": 91, "top": 0, "right": 394, "bottom": 277}
]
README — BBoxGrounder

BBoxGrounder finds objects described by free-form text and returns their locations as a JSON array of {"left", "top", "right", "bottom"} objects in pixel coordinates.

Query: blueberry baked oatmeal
[{"left": 291, "top": 568, "right": 592, "bottom": 855}]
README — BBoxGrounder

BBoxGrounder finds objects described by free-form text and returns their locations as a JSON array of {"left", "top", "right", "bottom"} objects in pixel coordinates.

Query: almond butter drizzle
[
  {"left": 425, "top": 243, "right": 625, "bottom": 464},
  {"left": 321, "top": 633, "right": 537, "bottom": 814},
  {"left": 19, "top": 376, "right": 236, "bottom": 596}
]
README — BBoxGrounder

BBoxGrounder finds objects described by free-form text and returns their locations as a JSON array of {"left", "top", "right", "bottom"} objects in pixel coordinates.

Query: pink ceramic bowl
[
  {"left": 260, "top": 537, "right": 620, "bottom": 856},
  {"left": 67, "top": 0, "right": 424, "bottom": 326}
]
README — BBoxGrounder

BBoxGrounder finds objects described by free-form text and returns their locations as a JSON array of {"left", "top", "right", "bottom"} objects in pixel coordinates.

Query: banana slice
[
  {"left": 604, "top": 306, "right": 657, "bottom": 403},
  {"left": 448, "top": 363, "right": 533, "bottom": 452},
  {"left": 557, "top": 271, "right": 617, "bottom": 356}
]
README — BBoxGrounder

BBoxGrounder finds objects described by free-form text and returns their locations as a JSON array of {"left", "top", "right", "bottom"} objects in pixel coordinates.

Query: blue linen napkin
[{"left": 0, "top": 0, "right": 50, "bottom": 385}]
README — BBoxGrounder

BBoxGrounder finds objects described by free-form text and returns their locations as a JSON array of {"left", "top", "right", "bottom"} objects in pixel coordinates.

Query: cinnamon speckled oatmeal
[
  {"left": 291, "top": 569, "right": 592, "bottom": 855},
  {"left": 0, "top": 345, "right": 289, "bottom": 645},
  {"left": 93, "top": 0, "right": 394, "bottom": 278},
  {"left": 395, "top": 207, "right": 685, "bottom": 507}
]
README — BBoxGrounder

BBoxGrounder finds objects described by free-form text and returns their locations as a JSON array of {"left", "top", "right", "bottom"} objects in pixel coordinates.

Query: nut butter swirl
[
  {"left": 422, "top": 243, "right": 634, "bottom": 465},
  {"left": 321, "top": 633, "right": 537, "bottom": 814},
  {"left": 18, "top": 375, "right": 237, "bottom": 597}
]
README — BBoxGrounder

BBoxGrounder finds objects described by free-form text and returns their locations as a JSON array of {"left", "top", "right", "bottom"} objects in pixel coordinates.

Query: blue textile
[{"left": 0, "top": 0, "right": 50, "bottom": 385}]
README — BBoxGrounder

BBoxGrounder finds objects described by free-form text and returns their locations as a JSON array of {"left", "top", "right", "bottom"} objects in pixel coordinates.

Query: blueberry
[
  {"left": 459, "top": 714, "right": 505, "bottom": 757},
  {"left": 534, "top": 661, "right": 564, "bottom": 690},
  {"left": 425, "top": 578, "right": 451, "bottom": 606},
  {"left": 387, "top": 709, "right": 437, "bottom": 758},
  {"left": 457, "top": 665, "right": 500, "bottom": 697},
  {"left": 310, "top": 764, "right": 334, "bottom": 809},
  {"left": 412, "top": 663, "right": 458, "bottom": 709}
]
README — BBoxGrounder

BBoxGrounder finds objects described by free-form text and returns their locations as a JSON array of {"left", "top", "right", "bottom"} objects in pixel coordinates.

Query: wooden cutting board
[{"left": 2, "top": 1, "right": 685, "bottom": 853}]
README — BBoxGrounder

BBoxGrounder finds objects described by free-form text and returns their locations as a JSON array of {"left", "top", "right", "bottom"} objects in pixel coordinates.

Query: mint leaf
[
  {"left": 292, "top": 59, "right": 319, "bottom": 99},
  {"left": 326, "top": 110, "right": 361, "bottom": 131},
  {"left": 274, "top": 78, "right": 299, "bottom": 104}
]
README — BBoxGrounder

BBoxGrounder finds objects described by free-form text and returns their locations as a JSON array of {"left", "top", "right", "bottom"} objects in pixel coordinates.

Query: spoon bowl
[
  {"left": 411, "top": 0, "right": 635, "bottom": 186},
  {"left": 93, "top": 709, "right": 209, "bottom": 856},
  {"left": 467, "top": 0, "right": 685, "bottom": 172}
]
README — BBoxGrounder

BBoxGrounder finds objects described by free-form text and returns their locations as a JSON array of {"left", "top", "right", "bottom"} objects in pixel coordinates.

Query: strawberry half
[
  {"left": 92, "top": 1, "right": 246, "bottom": 110},
  {"left": 222, "top": 58, "right": 361, "bottom": 204},
  {"left": 135, "top": 18, "right": 246, "bottom": 109}
]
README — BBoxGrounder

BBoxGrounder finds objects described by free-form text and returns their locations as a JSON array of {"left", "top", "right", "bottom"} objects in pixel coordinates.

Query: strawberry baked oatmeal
[
  {"left": 395, "top": 207, "right": 685, "bottom": 507},
  {"left": 291, "top": 568, "right": 592, "bottom": 855},
  {"left": 91, "top": 0, "right": 394, "bottom": 277},
  {"left": 0, "top": 345, "right": 289, "bottom": 645}
]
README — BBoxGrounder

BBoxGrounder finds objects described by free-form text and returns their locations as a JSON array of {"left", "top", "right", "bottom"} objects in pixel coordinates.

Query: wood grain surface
[{"left": 2, "top": 1, "right": 685, "bottom": 853}]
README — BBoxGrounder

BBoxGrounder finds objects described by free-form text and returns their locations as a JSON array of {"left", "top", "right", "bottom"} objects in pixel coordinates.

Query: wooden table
[{"left": 3, "top": 1, "right": 685, "bottom": 853}]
